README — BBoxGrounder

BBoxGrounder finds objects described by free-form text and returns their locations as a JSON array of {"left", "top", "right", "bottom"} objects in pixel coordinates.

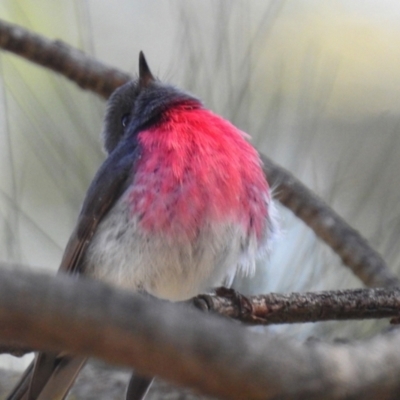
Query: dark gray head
[{"left": 102, "top": 52, "right": 201, "bottom": 154}]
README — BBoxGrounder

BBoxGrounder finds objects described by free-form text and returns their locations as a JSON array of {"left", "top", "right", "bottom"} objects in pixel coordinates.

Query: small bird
[{"left": 7, "top": 52, "right": 276, "bottom": 400}]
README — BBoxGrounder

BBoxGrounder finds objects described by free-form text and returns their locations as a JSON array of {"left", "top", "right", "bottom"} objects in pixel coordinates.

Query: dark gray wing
[{"left": 59, "top": 137, "right": 140, "bottom": 274}]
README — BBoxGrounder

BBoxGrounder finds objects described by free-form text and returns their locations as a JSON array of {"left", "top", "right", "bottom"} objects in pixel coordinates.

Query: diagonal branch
[
  {"left": 261, "top": 156, "right": 399, "bottom": 288},
  {"left": 0, "top": 18, "right": 398, "bottom": 288},
  {"left": 0, "top": 19, "right": 130, "bottom": 98}
]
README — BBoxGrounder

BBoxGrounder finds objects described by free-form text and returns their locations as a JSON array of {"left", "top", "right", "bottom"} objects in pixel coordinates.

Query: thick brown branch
[
  {"left": 0, "top": 18, "right": 397, "bottom": 289},
  {"left": 4, "top": 284, "right": 400, "bottom": 357},
  {"left": 2, "top": 266, "right": 400, "bottom": 399},
  {"left": 0, "top": 19, "right": 131, "bottom": 98},
  {"left": 195, "top": 287, "right": 400, "bottom": 325},
  {"left": 3, "top": 284, "right": 400, "bottom": 357},
  {"left": 0, "top": 342, "right": 32, "bottom": 357}
]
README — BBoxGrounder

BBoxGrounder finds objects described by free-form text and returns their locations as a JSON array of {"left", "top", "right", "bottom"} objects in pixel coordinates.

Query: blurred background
[{"left": 1, "top": 0, "right": 400, "bottom": 371}]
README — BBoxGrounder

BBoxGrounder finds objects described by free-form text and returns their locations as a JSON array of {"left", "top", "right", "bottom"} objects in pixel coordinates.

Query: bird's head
[{"left": 102, "top": 52, "right": 200, "bottom": 154}]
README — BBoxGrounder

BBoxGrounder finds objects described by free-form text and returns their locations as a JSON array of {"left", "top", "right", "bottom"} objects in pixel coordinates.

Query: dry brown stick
[
  {"left": 3, "top": 284, "right": 400, "bottom": 357},
  {"left": 0, "top": 19, "right": 131, "bottom": 98},
  {"left": 261, "top": 155, "right": 400, "bottom": 288},
  {"left": 195, "top": 287, "right": 400, "bottom": 325},
  {"left": 3, "top": 266, "right": 400, "bottom": 399},
  {"left": 0, "top": 18, "right": 398, "bottom": 289}
]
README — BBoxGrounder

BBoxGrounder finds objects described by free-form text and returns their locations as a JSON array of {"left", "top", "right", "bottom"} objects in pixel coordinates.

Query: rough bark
[{"left": 1, "top": 267, "right": 400, "bottom": 399}]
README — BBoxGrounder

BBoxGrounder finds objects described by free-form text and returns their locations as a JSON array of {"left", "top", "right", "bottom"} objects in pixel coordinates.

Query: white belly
[{"left": 83, "top": 191, "right": 267, "bottom": 301}]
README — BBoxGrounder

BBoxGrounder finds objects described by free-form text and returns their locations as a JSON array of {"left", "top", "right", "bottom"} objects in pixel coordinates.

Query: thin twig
[{"left": 195, "top": 287, "right": 400, "bottom": 325}]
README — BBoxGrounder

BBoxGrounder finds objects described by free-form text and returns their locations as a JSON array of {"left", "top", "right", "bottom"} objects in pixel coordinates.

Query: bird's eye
[{"left": 121, "top": 113, "right": 130, "bottom": 128}]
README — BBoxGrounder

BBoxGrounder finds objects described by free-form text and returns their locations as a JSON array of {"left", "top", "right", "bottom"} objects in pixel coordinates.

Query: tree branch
[
  {"left": 4, "top": 282, "right": 400, "bottom": 357},
  {"left": 0, "top": 19, "right": 131, "bottom": 98},
  {"left": 195, "top": 287, "right": 400, "bottom": 325},
  {"left": 2, "top": 266, "right": 400, "bottom": 399},
  {"left": 2, "top": 283, "right": 399, "bottom": 362},
  {"left": 261, "top": 156, "right": 400, "bottom": 288}
]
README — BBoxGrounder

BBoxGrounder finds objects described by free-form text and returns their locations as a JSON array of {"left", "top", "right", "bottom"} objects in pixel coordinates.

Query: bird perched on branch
[{"left": 7, "top": 52, "right": 276, "bottom": 400}]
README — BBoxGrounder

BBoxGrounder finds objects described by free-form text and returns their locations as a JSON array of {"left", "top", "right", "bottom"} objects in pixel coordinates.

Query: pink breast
[{"left": 128, "top": 106, "right": 269, "bottom": 242}]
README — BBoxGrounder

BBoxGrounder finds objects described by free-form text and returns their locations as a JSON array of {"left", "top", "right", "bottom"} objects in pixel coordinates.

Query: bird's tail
[
  {"left": 126, "top": 374, "right": 153, "bottom": 400},
  {"left": 7, "top": 352, "right": 86, "bottom": 400},
  {"left": 6, "top": 361, "right": 34, "bottom": 400}
]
